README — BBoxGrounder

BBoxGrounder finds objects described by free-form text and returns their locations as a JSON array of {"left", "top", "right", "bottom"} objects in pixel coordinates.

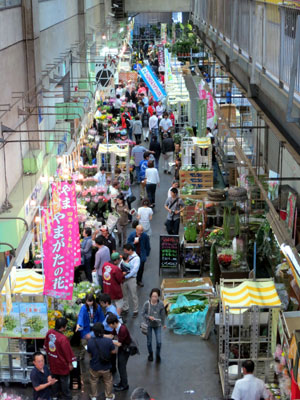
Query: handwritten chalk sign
[{"left": 159, "top": 235, "right": 180, "bottom": 274}]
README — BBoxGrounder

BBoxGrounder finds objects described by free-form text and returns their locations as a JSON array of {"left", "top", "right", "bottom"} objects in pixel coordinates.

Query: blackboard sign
[{"left": 159, "top": 235, "right": 180, "bottom": 273}]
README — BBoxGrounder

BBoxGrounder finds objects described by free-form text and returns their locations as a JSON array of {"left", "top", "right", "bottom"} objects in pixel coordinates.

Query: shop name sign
[
  {"left": 139, "top": 66, "right": 166, "bottom": 101},
  {"left": 43, "top": 182, "right": 81, "bottom": 300}
]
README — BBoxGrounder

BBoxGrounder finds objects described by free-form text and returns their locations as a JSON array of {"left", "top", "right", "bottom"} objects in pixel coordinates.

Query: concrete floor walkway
[{"left": 1, "top": 159, "right": 223, "bottom": 400}]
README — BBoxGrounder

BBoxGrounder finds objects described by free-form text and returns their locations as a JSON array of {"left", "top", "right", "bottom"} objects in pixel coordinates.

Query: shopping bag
[{"left": 92, "top": 271, "right": 99, "bottom": 286}]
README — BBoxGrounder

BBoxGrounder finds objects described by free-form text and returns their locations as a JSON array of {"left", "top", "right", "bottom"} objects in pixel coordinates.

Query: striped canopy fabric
[
  {"left": 1, "top": 270, "right": 44, "bottom": 295},
  {"left": 220, "top": 280, "right": 281, "bottom": 311}
]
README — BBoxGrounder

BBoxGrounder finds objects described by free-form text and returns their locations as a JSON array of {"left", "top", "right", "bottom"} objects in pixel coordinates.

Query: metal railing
[{"left": 191, "top": 0, "right": 300, "bottom": 97}]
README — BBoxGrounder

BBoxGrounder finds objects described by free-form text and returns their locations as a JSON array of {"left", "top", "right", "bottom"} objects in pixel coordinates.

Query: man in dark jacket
[
  {"left": 161, "top": 133, "right": 175, "bottom": 174},
  {"left": 80, "top": 227, "right": 93, "bottom": 282},
  {"left": 94, "top": 225, "right": 116, "bottom": 255},
  {"left": 87, "top": 322, "right": 116, "bottom": 400},
  {"left": 149, "top": 136, "right": 161, "bottom": 170},
  {"left": 127, "top": 225, "right": 150, "bottom": 287},
  {"left": 107, "top": 314, "right": 132, "bottom": 392}
]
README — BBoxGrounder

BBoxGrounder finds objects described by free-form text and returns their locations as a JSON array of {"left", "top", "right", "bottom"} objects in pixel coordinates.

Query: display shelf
[
  {"left": 218, "top": 279, "right": 279, "bottom": 398},
  {"left": 179, "top": 169, "right": 213, "bottom": 189}
]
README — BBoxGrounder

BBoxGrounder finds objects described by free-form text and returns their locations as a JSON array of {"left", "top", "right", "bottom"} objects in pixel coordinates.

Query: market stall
[
  {"left": 0, "top": 269, "right": 101, "bottom": 386},
  {"left": 161, "top": 277, "right": 217, "bottom": 338},
  {"left": 165, "top": 54, "right": 191, "bottom": 130},
  {"left": 217, "top": 278, "right": 282, "bottom": 399},
  {"left": 0, "top": 270, "right": 48, "bottom": 385}
]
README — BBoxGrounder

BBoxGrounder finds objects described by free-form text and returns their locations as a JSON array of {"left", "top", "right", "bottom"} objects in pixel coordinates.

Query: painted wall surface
[
  {"left": 0, "top": 40, "right": 29, "bottom": 207},
  {"left": 125, "top": 0, "right": 190, "bottom": 13},
  {"left": 38, "top": 0, "right": 79, "bottom": 32},
  {"left": 0, "top": 7, "right": 23, "bottom": 50},
  {"left": 0, "top": 0, "right": 104, "bottom": 215},
  {"left": 85, "top": 0, "right": 102, "bottom": 9}
]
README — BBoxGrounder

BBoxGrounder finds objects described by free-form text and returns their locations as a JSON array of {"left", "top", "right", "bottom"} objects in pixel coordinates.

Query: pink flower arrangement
[
  {"left": 81, "top": 165, "right": 97, "bottom": 169},
  {"left": 78, "top": 215, "right": 87, "bottom": 223},
  {"left": 0, "top": 392, "right": 24, "bottom": 400}
]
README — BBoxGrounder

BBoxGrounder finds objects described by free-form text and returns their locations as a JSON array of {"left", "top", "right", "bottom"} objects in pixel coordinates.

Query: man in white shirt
[
  {"left": 122, "top": 244, "right": 140, "bottom": 317},
  {"left": 116, "top": 84, "right": 124, "bottom": 97},
  {"left": 94, "top": 166, "right": 106, "bottom": 187},
  {"left": 114, "top": 94, "right": 122, "bottom": 116},
  {"left": 110, "top": 180, "right": 121, "bottom": 209},
  {"left": 231, "top": 360, "right": 270, "bottom": 400},
  {"left": 149, "top": 111, "right": 159, "bottom": 139},
  {"left": 167, "top": 180, "right": 179, "bottom": 199},
  {"left": 159, "top": 112, "right": 173, "bottom": 137}
]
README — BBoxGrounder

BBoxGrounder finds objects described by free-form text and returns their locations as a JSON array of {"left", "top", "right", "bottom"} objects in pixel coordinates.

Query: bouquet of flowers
[{"left": 48, "top": 310, "right": 63, "bottom": 329}]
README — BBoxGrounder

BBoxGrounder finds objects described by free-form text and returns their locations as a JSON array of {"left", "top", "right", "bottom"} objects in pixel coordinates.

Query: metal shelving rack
[
  {"left": 0, "top": 338, "right": 40, "bottom": 385},
  {"left": 218, "top": 279, "right": 280, "bottom": 398}
]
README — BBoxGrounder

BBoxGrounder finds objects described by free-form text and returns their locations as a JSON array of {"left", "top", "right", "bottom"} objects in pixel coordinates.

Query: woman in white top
[
  {"left": 145, "top": 160, "right": 160, "bottom": 207},
  {"left": 137, "top": 199, "right": 153, "bottom": 236}
]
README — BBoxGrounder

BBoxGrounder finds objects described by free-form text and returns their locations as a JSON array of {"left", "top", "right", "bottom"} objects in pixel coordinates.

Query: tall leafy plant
[
  {"left": 223, "top": 207, "right": 230, "bottom": 241},
  {"left": 234, "top": 211, "right": 240, "bottom": 237}
]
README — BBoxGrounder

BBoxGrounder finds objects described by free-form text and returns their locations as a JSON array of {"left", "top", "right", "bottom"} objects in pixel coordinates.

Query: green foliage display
[
  {"left": 234, "top": 211, "right": 240, "bottom": 237},
  {"left": 255, "top": 220, "right": 281, "bottom": 265},
  {"left": 223, "top": 207, "right": 230, "bottom": 241}
]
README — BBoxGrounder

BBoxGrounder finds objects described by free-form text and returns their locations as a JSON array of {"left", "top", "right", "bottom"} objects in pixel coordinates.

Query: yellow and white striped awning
[
  {"left": 1, "top": 269, "right": 44, "bottom": 295},
  {"left": 220, "top": 280, "right": 281, "bottom": 311}
]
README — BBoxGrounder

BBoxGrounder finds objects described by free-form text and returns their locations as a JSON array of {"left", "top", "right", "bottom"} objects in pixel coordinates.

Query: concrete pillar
[
  {"left": 78, "top": 0, "right": 87, "bottom": 78},
  {"left": 21, "top": 0, "right": 41, "bottom": 148}
]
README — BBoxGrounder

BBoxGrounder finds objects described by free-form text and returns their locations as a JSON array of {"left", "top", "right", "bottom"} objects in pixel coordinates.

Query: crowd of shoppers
[{"left": 35, "top": 43, "right": 188, "bottom": 400}]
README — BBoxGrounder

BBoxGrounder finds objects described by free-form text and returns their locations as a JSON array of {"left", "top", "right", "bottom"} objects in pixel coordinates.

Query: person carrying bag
[
  {"left": 142, "top": 288, "right": 166, "bottom": 362},
  {"left": 164, "top": 187, "right": 184, "bottom": 235}
]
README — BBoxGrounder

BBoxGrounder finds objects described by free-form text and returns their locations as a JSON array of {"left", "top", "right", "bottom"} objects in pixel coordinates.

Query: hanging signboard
[
  {"left": 157, "top": 45, "right": 165, "bottom": 67},
  {"left": 159, "top": 235, "right": 180, "bottom": 273},
  {"left": 199, "top": 84, "right": 215, "bottom": 120},
  {"left": 197, "top": 100, "right": 207, "bottom": 137},
  {"left": 43, "top": 181, "right": 80, "bottom": 300},
  {"left": 161, "top": 23, "right": 167, "bottom": 44},
  {"left": 286, "top": 192, "right": 297, "bottom": 235},
  {"left": 139, "top": 66, "right": 166, "bottom": 101},
  {"left": 20, "top": 303, "right": 48, "bottom": 338},
  {"left": 0, "top": 302, "right": 21, "bottom": 338},
  {"left": 172, "top": 23, "right": 176, "bottom": 44},
  {"left": 164, "top": 48, "right": 173, "bottom": 83}
]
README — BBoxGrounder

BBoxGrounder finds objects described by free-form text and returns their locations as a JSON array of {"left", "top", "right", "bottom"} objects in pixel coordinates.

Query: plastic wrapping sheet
[{"left": 167, "top": 295, "right": 209, "bottom": 335}]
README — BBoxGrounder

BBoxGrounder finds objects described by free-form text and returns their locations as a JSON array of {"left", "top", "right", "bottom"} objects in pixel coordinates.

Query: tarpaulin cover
[
  {"left": 167, "top": 295, "right": 208, "bottom": 336},
  {"left": 1, "top": 269, "right": 44, "bottom": 295},
  {"left": 220, "top": 280, "right": 281, "bottom": 312}
]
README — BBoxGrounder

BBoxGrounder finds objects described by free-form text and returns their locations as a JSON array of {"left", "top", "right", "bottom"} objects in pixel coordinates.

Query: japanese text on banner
[{"left": 43, "top": 182, "right": 80, "bottom": 300}]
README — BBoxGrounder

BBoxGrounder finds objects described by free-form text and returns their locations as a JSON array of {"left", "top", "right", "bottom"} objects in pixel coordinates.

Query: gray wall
[{"left": 0, "top": 0, "right": 107, "bottom": 207}]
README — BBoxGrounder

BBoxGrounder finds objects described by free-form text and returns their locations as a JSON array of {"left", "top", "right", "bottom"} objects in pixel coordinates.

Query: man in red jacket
[
  {"left": 44, "top": 317, "right": 76, "bottom": 400},
  {"left": 102, "top": 252, "right": 125, "bottom": 315}
]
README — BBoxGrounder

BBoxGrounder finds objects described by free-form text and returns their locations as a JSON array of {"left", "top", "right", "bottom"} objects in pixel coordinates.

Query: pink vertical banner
[
  {"left": 157, "top": 45, "right": 165, "bottom": 67},
  {"left": 43, "top": 181, "right": 80, "bottom": 300},
  {"left": 199, "top": 84, "right": 215, "bottom": 119},
  {"left": 206, "top": 92, "right": 215, "bottom": 119},
  {"left": 67, "top": 182, "right": 81, "bottom": 267}
]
